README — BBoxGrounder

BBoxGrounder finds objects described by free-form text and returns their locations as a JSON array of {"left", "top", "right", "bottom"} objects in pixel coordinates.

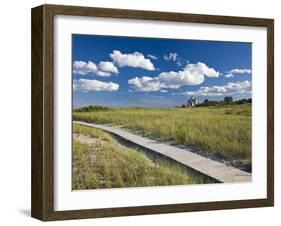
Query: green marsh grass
[{"left": 73, "top": 124, "right": 212, "bottom": 189}]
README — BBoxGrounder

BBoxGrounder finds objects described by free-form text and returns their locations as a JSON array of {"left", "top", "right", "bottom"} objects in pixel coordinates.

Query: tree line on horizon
[{"left": 179, "top": 96, "right": 252, "bottom": 108}]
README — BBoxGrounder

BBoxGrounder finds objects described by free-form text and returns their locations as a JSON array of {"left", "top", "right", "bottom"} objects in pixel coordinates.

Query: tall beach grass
[{"left": 73, "top": 104, "right": 252, "bottom": 167}]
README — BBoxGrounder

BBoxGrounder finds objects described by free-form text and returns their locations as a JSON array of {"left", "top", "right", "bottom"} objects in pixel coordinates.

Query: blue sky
[{"left": 72, "top": 34, "right": 252, "bottom": 108}]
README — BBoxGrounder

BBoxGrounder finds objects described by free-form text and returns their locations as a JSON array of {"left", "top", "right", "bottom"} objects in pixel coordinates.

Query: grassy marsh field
[
  {"left": 73, "top": 104, "right": 252, "bottom": 169},
  {"left": 73, "top": 124, "right": 211, "bottom": 189}
]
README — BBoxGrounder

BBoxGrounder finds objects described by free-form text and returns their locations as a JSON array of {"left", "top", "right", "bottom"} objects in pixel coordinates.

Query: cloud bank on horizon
[{"left": 178, "top": 80, "right": 251, "bottom": 97}]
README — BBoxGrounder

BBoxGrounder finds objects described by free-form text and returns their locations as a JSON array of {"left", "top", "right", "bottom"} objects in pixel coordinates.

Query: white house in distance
[{"left": 187, "top": 96, "right": 198, "bottom": 107}]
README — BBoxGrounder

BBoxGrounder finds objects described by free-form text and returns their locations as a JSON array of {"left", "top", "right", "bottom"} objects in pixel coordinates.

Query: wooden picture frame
[{"left": 31, "top": 4, "right": 274, "bottom": 221}]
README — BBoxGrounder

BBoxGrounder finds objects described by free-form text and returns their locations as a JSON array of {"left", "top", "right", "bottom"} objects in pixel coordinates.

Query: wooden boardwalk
[{"left": 74, "top": 121, "right": 251, "bottom": 183}]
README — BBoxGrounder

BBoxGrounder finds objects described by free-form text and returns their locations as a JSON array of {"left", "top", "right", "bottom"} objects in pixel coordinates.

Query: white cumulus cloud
[
  {"left": 73, "top": 60, "right": 118, "bottom": 77},
  {"left": 98, "top": 61, "right": 119, "bottom": 74},
  {"left": 183, "top": 80, "right": 251, "bottom": 97},
  {"left": 128, "top": 76, "right": 161, "bottom": 92},
  {"left": 147, "top": 54, "right": 158, "bottom": 60},
  {"left": 224, "top": 73, "right": 234, "bottom": 78},
  {"left": 110, "top": 50, "right": 155, "bottom": 71},
  {"left": 73, "top": 79, "right": 119, "bottom": 92},
  {"left": 73, "top": 61, "right": 98, "bottom": 75},
  {"left": 230, "top": 69, "right": 252, "bottom": 74},
  {"left": 158, "top": 70, "right": 204, "bottom": 87},
  {"left": 224, "top": 68, "right": 252, "bottom": 78},
  {"left": 128, "top": 62, "right": 219, "bottom": 92},
  {"left": 185, "top": 62, "right": 219, "bottom": 78},
  {"left": 164, "top": 52, "right": 189, "bottom": 67},
  {"left": 95, "top": 71, "right": 111, "bottom": 77},
  {"left": 164, "top": 52, "right": 178, "bottom": 61}
]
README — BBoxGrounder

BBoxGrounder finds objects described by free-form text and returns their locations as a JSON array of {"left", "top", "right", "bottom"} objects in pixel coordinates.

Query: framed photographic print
[{"left": 31, "top": 4, "right": 274, "bottom": 221}]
